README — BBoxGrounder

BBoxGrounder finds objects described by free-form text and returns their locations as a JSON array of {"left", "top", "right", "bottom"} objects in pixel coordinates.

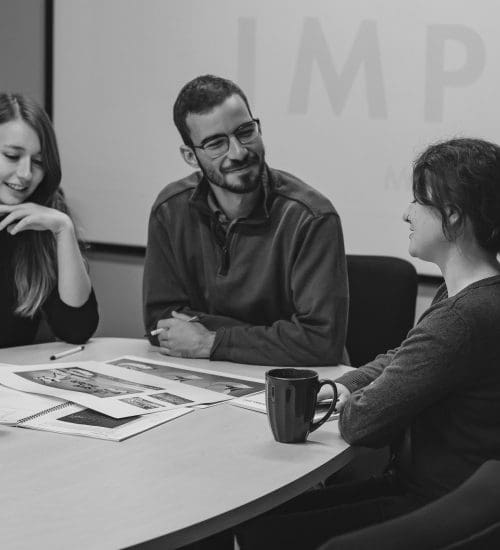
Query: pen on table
[
  {"left": 145, "top": 315, "right": 200, "bottom": 337},
  {"left": 50, "top": 345, "right": 85, "bottom": 361}
]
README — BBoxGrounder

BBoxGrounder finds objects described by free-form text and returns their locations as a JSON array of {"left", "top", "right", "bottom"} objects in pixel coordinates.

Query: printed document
[
  {"left": 0, "top": 361, "right": 231, "bottom": 418},
  {"left": 107, "top": 355, "right": 265, "bottom": 397}
]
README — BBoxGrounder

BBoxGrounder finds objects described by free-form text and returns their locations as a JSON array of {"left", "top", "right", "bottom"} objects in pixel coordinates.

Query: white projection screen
[{"left": 53, "top": 0, "right": 499, "bottom": 276}]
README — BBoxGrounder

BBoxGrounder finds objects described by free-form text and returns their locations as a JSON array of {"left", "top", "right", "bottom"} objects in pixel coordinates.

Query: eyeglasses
[{"left": 191, "top": 118, "right": 261, "bottom": 159}]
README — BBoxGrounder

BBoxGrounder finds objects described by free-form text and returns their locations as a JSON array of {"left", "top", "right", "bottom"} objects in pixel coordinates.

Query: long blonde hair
[{"left": 0, "top": 93, "right": 74, "bottom": 317}]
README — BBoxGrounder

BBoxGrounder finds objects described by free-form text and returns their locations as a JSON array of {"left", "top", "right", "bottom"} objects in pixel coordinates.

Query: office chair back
[
  {"left": 319, "top": 459, "right": 500, "bottom": 550},
  {"left": 346, "top": 255, "right": 418, "bottom": 367}
]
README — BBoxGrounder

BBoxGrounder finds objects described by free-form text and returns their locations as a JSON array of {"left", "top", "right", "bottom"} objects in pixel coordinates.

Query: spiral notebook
[{"left": 0, "top": 385, "right": 191, "bottom": 441}]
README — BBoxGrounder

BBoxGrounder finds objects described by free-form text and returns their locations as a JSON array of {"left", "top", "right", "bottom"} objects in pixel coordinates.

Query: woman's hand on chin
[{"left": 0, "top": 203, "right": 73, "bottom": 236}]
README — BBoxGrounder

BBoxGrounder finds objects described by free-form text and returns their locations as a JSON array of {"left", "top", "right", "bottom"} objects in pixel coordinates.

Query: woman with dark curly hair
[
  {"left": 0, "top": 93, "right": 98, "bottom": 348},
  {"left": 233, "top": 138, "right": 500, "bottom": 550}
]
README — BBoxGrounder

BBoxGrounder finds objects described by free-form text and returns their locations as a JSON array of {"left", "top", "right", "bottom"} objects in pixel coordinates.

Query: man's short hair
[{"left": 173, "top": 75, "right": 252, "bottom": 145}]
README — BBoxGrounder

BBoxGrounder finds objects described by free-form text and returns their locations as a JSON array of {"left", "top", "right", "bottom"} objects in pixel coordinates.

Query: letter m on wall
[{"left": 289, "top": 18, "right": 387, "bottom": 118}]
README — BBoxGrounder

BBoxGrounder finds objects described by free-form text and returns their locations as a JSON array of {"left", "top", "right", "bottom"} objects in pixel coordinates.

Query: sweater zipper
[
  {"left": 220, "top": 244, "right": 229, "bottom": 275},
  {"left": 219, "top": 220, "right": 238, "bottom": 276}
]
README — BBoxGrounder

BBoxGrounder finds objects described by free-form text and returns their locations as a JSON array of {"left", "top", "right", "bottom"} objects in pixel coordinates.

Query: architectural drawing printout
[{"left": 0, "top": 361, "right": 231, "bottom": 418}]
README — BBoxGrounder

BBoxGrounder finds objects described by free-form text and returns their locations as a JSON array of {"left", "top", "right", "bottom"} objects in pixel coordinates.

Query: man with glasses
[{"left": 143, "top": 75, "right": 348, "bottom": 366}]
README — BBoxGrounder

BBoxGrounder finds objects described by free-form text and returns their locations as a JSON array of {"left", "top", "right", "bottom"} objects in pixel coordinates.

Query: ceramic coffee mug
[{"left": 265, "top": 368, "right": 338, "bottom": 443}]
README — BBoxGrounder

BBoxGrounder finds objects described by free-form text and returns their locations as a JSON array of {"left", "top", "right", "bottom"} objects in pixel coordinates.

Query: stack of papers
[
  {"left": 0, "top": 356, "right": 266, "bottom": 441},
  {"left": 0, "top": 384, "right": 191, "bottom": 441}
]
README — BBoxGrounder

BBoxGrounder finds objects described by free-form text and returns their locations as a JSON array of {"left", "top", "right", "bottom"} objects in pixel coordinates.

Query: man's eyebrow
[
  {"left": 236, "top": 120, "right": 255, "bottom": 128},
  {"left": 200, "top": 132, "right": 226, "bottom": 146},
  {"left": 200, "top": 121, "right": 254, "bottom": 145}
]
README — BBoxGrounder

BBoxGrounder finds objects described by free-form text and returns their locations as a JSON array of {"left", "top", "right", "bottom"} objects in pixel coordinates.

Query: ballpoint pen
[{"left": 50, "top": 345, "right": 85, "bottom": 361}]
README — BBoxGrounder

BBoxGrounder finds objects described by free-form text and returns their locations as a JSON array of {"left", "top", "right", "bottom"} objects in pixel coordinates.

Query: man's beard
[{"left": 199, "top": 153, "right": 264, "bottom": 194}]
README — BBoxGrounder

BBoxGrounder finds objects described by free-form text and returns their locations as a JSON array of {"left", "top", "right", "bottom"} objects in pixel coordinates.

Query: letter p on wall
[{"left": 425, "top": 24, "right": 485, "bottom": 122}]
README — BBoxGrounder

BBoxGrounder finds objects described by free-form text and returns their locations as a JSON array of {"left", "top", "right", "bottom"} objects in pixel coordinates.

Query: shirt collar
[{"left": 207, "top": 189, "right": 230, "bottom": 226}]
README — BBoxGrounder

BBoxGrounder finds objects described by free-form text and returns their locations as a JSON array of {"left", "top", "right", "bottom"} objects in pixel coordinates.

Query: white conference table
[{"left": 0, "top": 338, "right": 355, "bottom": 550}]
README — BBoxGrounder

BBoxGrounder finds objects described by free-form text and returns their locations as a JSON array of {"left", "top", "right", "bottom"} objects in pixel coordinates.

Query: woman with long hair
[{"left": 0, "top": 93, "right": 98, "bottom": 347}]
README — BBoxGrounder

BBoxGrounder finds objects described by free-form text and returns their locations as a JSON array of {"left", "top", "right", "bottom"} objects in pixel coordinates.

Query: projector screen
[{"left": 53, "top": 0, "right": 499, "bottom": 276}]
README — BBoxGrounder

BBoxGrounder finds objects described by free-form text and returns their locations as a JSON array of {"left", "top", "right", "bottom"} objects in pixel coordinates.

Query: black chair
[
  {"left": 324, "top": 256, "right": 418, "bottom": 484},
  {"left": 319, "top": 460, "right": 500, "bottom": 550},
  {"left": 346, "top": 255, "right": 418, "bottom": 367}
]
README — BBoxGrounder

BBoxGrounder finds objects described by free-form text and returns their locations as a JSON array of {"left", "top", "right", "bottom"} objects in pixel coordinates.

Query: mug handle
[{"left": 309, "top": 380, "right": 338, "bottom": 433}]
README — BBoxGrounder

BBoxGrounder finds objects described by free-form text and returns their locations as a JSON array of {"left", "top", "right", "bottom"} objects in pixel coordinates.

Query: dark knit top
[
  {"left": 0, "top": 230, "right": 99, "bottom": 349},
  {"left": 336, "top": 275, "right": 500, "bottom": 501}
]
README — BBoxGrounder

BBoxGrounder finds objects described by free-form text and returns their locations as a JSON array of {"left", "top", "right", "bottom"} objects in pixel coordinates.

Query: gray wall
[
  {"left": 88, "top": 251, "right": 145, "bottom": 338},
  {"left": 1, "top": 0, "right": 439, "bottom": 343},
  {"left": 0, "top": 0, "right": 46, "bottom": 104}
]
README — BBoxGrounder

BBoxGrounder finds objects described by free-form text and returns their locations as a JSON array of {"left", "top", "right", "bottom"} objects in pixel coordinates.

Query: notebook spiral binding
[{"left": 16, "top": 401, "right": 74, "bottom": 425}]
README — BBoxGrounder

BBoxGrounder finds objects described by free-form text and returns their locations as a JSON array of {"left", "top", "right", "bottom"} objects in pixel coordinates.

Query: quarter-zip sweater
[{"left": 143, "top": 166, "right": 348, "bottom": 366}]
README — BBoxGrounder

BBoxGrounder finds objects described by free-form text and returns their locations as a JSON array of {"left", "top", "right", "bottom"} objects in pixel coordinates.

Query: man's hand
[{"left": 157, "top": 312, "right": 215, "bottom": 358}]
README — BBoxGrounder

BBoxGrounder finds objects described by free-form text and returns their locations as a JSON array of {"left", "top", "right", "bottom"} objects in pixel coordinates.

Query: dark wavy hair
[
  {"left": 0, "top": 93, "right": 72, "bottom": 316},
  {"left": 173, "top": 74, "right": 253, "bottom": 146},
  {"left": 413, "top": 138, "right": 500, "bottom": 253}
]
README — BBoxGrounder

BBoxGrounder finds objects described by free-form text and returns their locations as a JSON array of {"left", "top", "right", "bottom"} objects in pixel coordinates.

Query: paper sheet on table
[
  {"left": 0, "top": 361, "right": 231, "bottom": 418},
  {"left": 230, "top": 391, "right": 339, "bottom": 421},
  {"left": 107, "top": 355, "right": 265, "bottom": 397},
  {"left": 17, "top": 404, "right": 192, "bottom": 441}
]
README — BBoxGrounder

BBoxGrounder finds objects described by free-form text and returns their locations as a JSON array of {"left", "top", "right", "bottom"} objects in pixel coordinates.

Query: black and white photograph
[
  {"left": 150, "top": 392, "right": 193, "bottom": 406},
  {"left": 0, "top": 360, "right": 232, "bottom": 419},
  {"left": 15, "top": 366, "right": 163, "bottom": 398},
  {"left": 109, "top": 356, "right": 264, "bottom": 397},
  {"left": 58, "top": 408, "right": 136, "bottom": 429},
  {"left": 1, "top": 0, "right": 500, "bottom": 549},
  {"left": 119, "top": 397, "right": 161, "bottom": 410}
]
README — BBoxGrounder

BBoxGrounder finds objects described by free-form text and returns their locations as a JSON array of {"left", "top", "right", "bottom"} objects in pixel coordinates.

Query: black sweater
[
  {"left": 0, "top": 231, "right": 99, "bottom": 349},
  {"left": 336, "top": 275, "right": 500, "bottom": 501}
]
